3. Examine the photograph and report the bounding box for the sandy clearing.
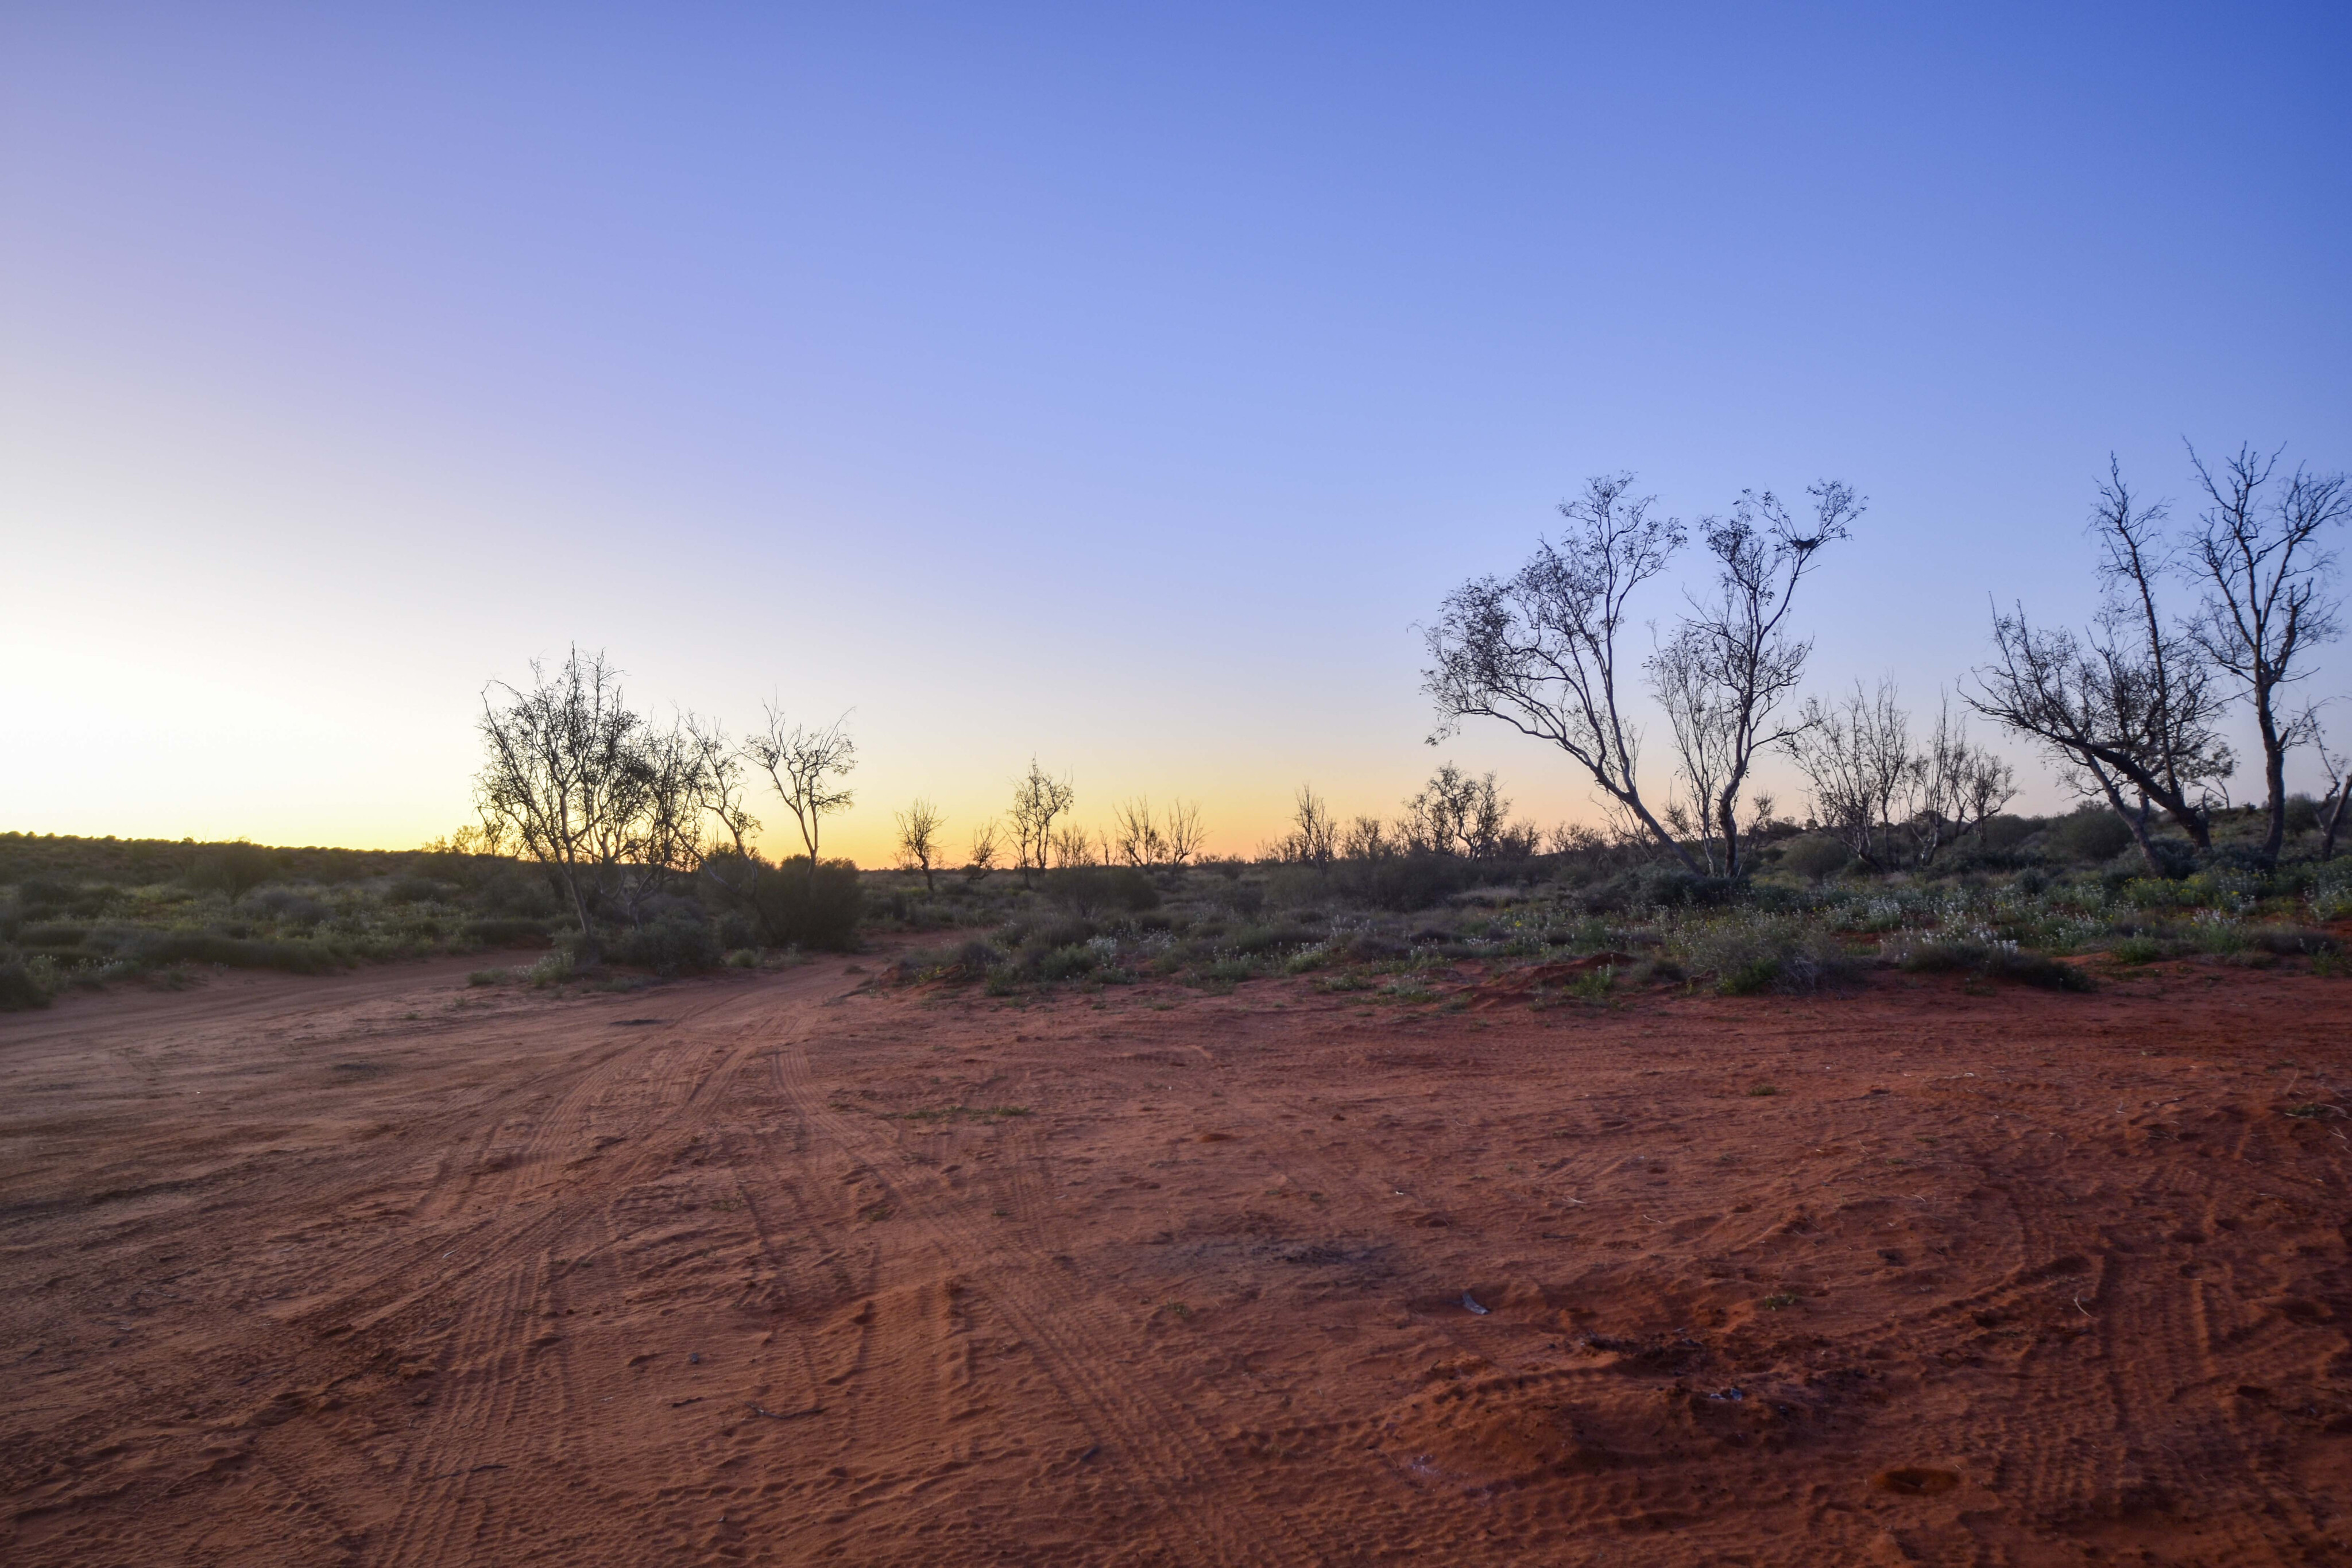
[3,955,2349,1565]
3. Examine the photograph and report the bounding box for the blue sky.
[3,3,2346,858]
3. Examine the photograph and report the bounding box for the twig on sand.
[751,1403,825,1420]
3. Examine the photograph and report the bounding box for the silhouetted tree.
[1425,474,1696,870]
[895,799,945,892]
[2184,443,2348,866]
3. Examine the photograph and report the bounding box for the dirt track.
[3,954,2349,1565]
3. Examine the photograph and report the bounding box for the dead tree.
[1112,797,1169,867]
[1651,483,1858,877]
[1007,760,1075,887]
[1908,696,2018,864]
[2307,711,2349,861]
[2185,444,2349,866]
[965,820,1001,882]
[1274,786,1339,867]
[1788,682,1914,870]
[1163,800,1206,866]
[895,799,946,892]
[1969,463,2235,870]
[1425,473,1696,870]
[745,707,857,887]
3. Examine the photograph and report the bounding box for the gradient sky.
[4,3,2348,865]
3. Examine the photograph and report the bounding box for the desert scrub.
[1880,932,2092,991]
[1669,912,1862,996]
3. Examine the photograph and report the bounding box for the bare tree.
[2185,444,2349,866]
[1163,800,1206,866]
[1969,464,2235,870]
[474,648,645,956]
[745,707,857,887]
[2307,710,2349,862]
[1907,696,2017,864]
[1111,797,1169,867]
[1273,786,1339,867]
[965,820,1002,882]
[1007,760,1076,887]
[1050,823,1099,868]
[1340,815,1394,861]
[1649,483,1858,877]
[895,799,946,892]
[1425,474,1696,869]
[1788,681,1916,870]
[1402,763,1515,857]
[1789,684,2013,870]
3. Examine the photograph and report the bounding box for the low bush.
[1777,835,1852,882]
[1675,915,1860,995]
[748,860,864,951]
[1043,866,1160,916]
[2045,809,2134,864]
[0,958,52,1011]
[128,931,347,974]
[610,912,722,977]
[466,916,554,948]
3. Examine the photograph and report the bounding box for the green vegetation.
[872,796,2349,1005]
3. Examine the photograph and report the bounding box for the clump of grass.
[1885,934,2093,992]
[1759,1291,1800,1311]
[1747,1083,1778,1097]
[1673,913,1862,996]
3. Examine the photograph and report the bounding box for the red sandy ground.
[2,951,2349,1566]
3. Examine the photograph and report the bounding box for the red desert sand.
[3,951,2349,1565]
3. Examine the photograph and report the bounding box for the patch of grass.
[1747,1083,1778,1097]
[1759,1291,1800,1311]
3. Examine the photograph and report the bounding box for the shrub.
[2046,810,2133,864]
[749,860,864,951]
[527,950,574,987]
[128,931,346,974]
[0,958,53,1011]
[184,842,278,900]
[386,874,447,905]
[1778,835,1852,882]
[1676,915,1860,995]
[466,916,554,948]
[610,913,722,977]
[1886,935,2094,991]
[1330,854,1468,912]
[1043,866,1160,916]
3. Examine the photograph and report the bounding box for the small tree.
[965,820,1001,882]
[1402,764,1511,857]
[1648,483,1858,877]
[1340,815,1394,861]
[1425,474,1696,869]
[745,707,857,887]
[895,799,946,892]
[1050,823,1099,867]
[1007,760,1076,888]
[1969,463,2236,871]
[2308,714,2349,862]
[1163,800,1206,866]
[475,648,644,956]
[1274,786,1339,867]
[2184,444,2349,866]
[1111,797,1169,866]
[1789,683,2016,871]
